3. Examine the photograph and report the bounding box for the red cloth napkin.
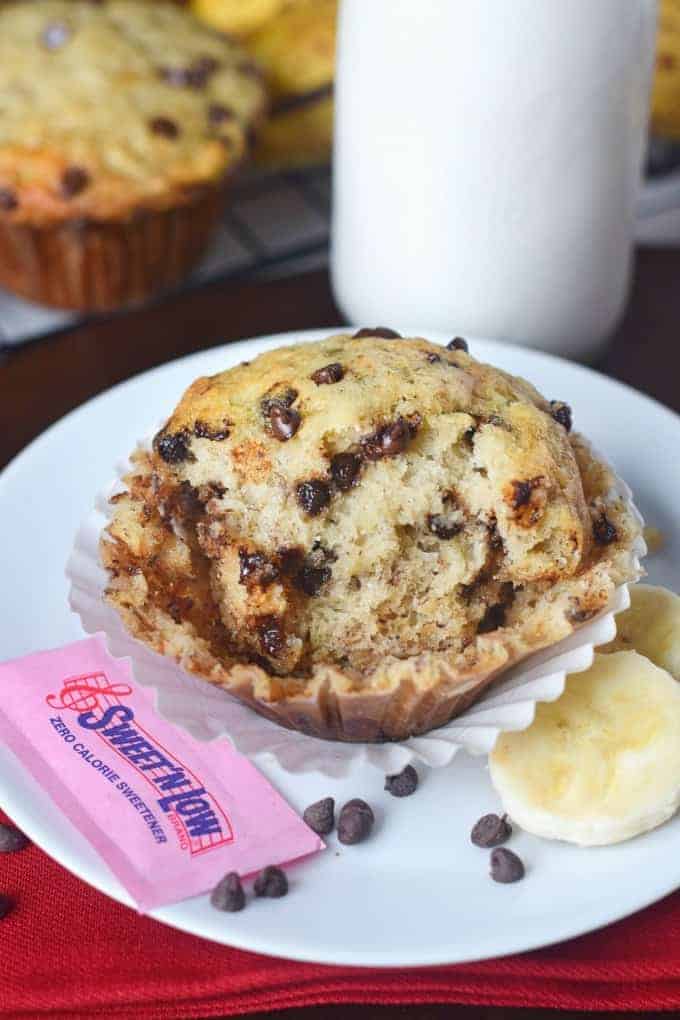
[1,808,679,1020]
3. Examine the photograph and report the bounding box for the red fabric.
[1,808,679,1020]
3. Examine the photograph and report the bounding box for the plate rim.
[1,325,680,968]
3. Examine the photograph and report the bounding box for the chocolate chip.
[0,895,14,920]
[159,63,209,89]
[593,512,618,545]
[303,797,335,835]
[260,387,298,418]
[338,799,374,844]
[254,865,288,898]
[0,187,18,211]
[330,451,362,491]
[361,416,420,460]
[277,546,306,578]
[311,362,344,385]
[384,764,418,797]
[426,514,461,540]
[194,419,229,441]
[257,616,285,657]
[296,564,331,596]
[41,20,71,49]
[490,847,525,883]
[425,352,442,364]
[509,477,542,510]
[296,479,331,516]
[166,595,194,624]
[194,55,220,75]
[477,603,506,634]
[0,824,29,853]
[550,400,572,432]
[446,337,469,352]
[352,326,401,339]
[269,404,301,441]
[511,480,533,508]
[239,549,279,588]
[206,481,226,499]
[208,102,236,125]
[471,813,512,848]
[210,872,245,912]
[149,116,180,138]
[60,166,90,198]
[153,428,192,464]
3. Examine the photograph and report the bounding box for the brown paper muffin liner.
[0,187,226,312]
[67,414,644,772]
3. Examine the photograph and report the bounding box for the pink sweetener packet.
[0,634,323,911]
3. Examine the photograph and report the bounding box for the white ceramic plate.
[1,329,679,968]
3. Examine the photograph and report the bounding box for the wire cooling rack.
[0,166,331,352]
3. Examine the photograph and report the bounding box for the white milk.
[331,0,657,359]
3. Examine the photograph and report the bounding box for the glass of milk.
[331,0,657,360]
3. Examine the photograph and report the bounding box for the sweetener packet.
[0,634,323,911]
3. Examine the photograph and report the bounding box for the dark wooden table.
[1,249,678,1019]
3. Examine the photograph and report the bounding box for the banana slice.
[489,651,680,846]
[602,584,680,680]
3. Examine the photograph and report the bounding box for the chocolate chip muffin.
[246,0,336,169]
[101,332,642,742]
[0,1,266,309]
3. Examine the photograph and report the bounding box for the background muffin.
[101,333,641,742]
[652,0,680,139]
[0,0,266,309]
[192,0,336,169]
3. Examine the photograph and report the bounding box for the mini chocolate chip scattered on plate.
[470,813,512,848]
[338,799,374,844]
[384,765,419,797]
[0,824,29,854]
[0,895,14,920]
[303,797,335,835]
[254,865,288,898]
[490,847,525,883]
[211,872,246,912]
[447,337,469,352]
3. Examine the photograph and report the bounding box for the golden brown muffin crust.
[0,0,267,224]
[102,333,641,725]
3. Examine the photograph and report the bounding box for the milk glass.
[331,0,657,359]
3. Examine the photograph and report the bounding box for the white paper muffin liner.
[66,428,645,778]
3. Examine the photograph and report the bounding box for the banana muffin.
[246,0,336,169]
[101,332,642,741]
[0,1,266,309]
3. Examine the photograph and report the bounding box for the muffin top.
[103,332,640,689]
[0,1,267,224]
[247,0,336,105]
